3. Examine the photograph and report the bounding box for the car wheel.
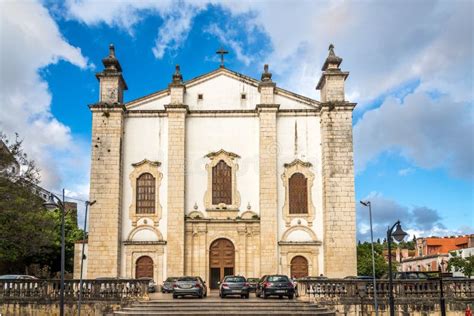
[262,290,267,299]
[199,294,203,299]
[288,294,294,300]
[279,295,283,299]
[172,294,178,299]
[204,291,207,297]
[245,294,250,299]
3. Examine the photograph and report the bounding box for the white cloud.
[152,5,201,59]
[356,192,468,241]
[398,168,414,176]
[0,0,90,191]
[354,91,473,179]
[203,23,253,66]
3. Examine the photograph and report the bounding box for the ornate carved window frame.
[281,159,315,226]
[129,159,162,226]
[204,149,241,211]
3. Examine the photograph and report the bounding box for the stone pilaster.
[165,104,187,277]
[86,44,127,278]
[257,104,279,275]
[317,45,356,277]
[87,107,124,278]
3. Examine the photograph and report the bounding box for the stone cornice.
[185,218,260,223]
[320,102,356,112]
[123,240,167,245]
[283,159,313,168]
[278,241,322,246]
[88,102,126,111]
[204,149,240,159]
[164,104,189,113]
[131,159,161,167]
[256,104,280,112]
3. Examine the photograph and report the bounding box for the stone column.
[165,65,187,277]
[257,65,279,275]
[87,44,127,278]
[317,45,357,277]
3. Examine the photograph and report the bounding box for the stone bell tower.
[317,45,357,277]
[87,44,128,278]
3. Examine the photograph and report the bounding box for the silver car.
[173,276,207,299]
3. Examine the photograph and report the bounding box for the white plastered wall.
[276,115,324,273]
[120,116,168,279]
[185,116,259,215]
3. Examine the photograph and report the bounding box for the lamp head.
[43,194,59,210]
[392,223,408,242]
[360,200,370,207]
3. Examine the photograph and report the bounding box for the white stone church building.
[74,44,357,288]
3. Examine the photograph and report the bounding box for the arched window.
[289,173,308,214]
[212,160,232,205]
[136,173,155,214]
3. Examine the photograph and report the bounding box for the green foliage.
[0,132,83,277]
[0,177,57,265]
[357,242,389,278]
[448,251,474,277]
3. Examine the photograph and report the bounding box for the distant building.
[401,235,474,272]
[449,244,474,278]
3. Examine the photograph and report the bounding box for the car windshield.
[178,277,197,282]
[224,276,246,283]
[267,276,289,282]
[0,275,18,279]
[165,277,177,282]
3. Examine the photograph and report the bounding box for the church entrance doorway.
[209,238,235,289]
[135,256,154,279]
[290,256,308,279]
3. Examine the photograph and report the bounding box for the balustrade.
[0,279,149,302]
[296,278,473,304]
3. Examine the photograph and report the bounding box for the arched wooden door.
[135,256,154,279]
[209,238,235,289]
[290,256,308,279]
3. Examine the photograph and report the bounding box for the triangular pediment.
[126,67,319,111]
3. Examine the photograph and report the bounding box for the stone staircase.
[113,297,334,315]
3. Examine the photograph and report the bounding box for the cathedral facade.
[74,44,357,288]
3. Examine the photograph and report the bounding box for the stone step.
[115,312,333,315]
[121,307,327,312]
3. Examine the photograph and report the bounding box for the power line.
[50,191,89,203]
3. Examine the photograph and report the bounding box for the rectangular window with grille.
[212,160,232,205]
[136,173,155,214]
[289,173,308,214]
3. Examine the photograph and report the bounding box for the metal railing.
[0,279,149,302]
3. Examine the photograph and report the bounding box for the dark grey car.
[256,275,295,299]
[162,277,178,293]
[219,275,250,298]
[173,276,207,299]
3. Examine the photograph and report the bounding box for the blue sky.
[1,0,472,240]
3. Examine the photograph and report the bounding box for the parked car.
[0,275,38,280]
[173,276,207,299]
[381,272,433,280]
[219,275,250,298]
[162,277,178,293]
[137,277,157,293]
[256,275,295,299]
[246,277,259,292]
[344,276,373,280]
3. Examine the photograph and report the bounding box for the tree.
[0,133,83,276]
[0,133,56,274]
[357,242,389,278]
[448,251,474,278]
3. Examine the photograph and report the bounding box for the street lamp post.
[78,200,95,316]
[360,200,379,316]
[43,189,66,316]
[387,220,408,316]
[439,261,447,316]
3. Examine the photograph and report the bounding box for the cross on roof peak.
[216,47,229,68]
